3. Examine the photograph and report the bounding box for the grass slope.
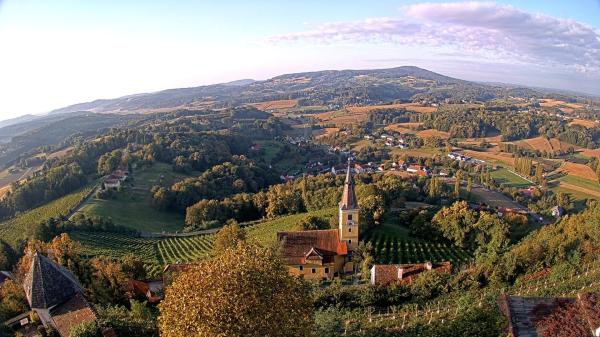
[0,186,93,248]
[78,163,191,232]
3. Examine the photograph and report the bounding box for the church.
[277,161,359,280]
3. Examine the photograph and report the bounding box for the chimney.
[397,267,404,280]
[424,261,433,270]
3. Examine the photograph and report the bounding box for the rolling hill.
[48,66,544,115]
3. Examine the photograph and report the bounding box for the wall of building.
[339,209,359,250]
[288,263,336,280]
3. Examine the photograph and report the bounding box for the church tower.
[339,160,359,251]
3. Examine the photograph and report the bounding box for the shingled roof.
[339,161,358,210]
[50,293,97,337]
[24,253,83,309]
[371,261,452,285]
[277,229,348,265]
[498,293,600,337]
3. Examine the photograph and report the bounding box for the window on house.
[299,266,303,271]
[324,267,329,274]
[311,268,316,274]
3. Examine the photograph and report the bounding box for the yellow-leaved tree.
[159,242,314,337]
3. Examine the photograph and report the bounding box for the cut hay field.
[384,124,417,134]
[579,148,600,158]
[346,103,436,114]
[416,129,450,139]
[558,162,598,181]
[512,137,574,152]
[539,99,583,110]
[569,119,598,128]
[462,150,514,166]
[250,99,298,110]
[315,109,367,125]
[315,127,340,139]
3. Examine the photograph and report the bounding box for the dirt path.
[558,182,600,198]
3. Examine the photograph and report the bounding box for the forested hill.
[49,66,544,115]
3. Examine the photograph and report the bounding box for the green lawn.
[246,207,337,247]
[78,163,193,232]
[556,175,600,193]
[490,167,532,188]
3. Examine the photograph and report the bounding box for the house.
[370,261,451,286]
[23,253,113,337]
[277,161,359,280]
[163,263,197,286]
[498,292,600,337]
[406,164,429,176]
[354,163,365,174]
[519,186,537,198]
[551,205,565,218]
[131,280,163,303]
[112,169,129,181]
[104,177,121,189]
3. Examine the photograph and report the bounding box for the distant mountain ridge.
[49,66,547,115]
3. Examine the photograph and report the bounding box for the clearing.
[77,163,192,233]
[512,137,575,152]
[251,99,298,110]
[416,129,450,139]
[346,103,436,114]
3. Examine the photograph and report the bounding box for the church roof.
[277,229,348,264]
[23,253,83,309]
[339,161,358,210]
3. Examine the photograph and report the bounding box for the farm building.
[406,164,429,176]
[551,206,565,218]
[370,261,451,286]
[498,292,600,337]
[104,177,121,189]
[277,161,359,280]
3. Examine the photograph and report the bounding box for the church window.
[324,267,329,274]
[299,266,303,271]
[311,268,316,274]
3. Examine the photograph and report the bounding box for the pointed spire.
[340,158,358,210]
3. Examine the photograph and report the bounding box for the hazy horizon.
[0,0,599,121]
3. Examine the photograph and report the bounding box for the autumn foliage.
[159,243,314,337]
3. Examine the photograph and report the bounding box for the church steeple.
[339,159,358,210]
[338,159,359,251]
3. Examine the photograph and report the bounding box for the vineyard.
[72,207,338,276]
[0,186,93,248]
[341,260,600,334]
[363,224,470,265]
[70,231,214,276]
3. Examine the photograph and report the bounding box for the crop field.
[78,163,190,232]
[558,162,598,181]
[384,124,417,134]
[315,127,340,139]
[463,150,514,166]
[70,231,214,276]
[315,109,368,125]
[72,208,337,275]
[0,186,93,248]
[363,223,470,265]
[346,103,436,114]
[416,129,450,139]
[539,99,583,110]
[569,118,598,128]
[251,99,298,110]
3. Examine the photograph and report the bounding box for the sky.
[0,0,599,120]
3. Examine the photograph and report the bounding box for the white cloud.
[268,2,600,76]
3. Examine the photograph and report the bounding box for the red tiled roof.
[372,262,451,285]
[277,229,347,265]
[50,293,97,337]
